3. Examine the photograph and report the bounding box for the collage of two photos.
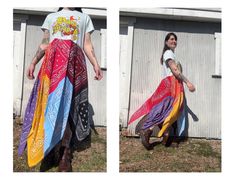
[13,7,221,172]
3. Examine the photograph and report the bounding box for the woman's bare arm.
[31,30,50,65]
[83,33,103,80]
[27,30,49,80]
[167,59,195,92]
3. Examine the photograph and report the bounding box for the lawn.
[13,118,106,172]
[120,133,221,172]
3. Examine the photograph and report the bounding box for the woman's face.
[166,35,177,50]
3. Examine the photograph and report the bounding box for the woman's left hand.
[187,82,196,92]
[93,64,103,80]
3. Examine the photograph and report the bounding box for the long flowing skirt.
[18,39,89,167]
[128,75,184,138]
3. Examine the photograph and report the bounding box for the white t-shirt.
[41,9,94,48]
[163,49,176,77]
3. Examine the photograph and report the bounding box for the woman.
[128,32,195,150]
[18,7,103,171]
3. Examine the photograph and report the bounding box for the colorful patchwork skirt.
[128,75,185,137]
[18,39,89,167]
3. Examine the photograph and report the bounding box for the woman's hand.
[27,63,36,80]
[84,33,103,81]
[187,82,195,92]
[93,64,103,80]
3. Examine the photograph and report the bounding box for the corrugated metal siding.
[127,17,221,138]
[20,14,106,126]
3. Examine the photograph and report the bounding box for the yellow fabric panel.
[157,92,183,137]
[27,75,50,167]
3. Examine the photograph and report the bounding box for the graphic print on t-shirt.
[52,16,80,41]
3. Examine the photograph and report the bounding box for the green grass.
[196,142,219,157]
[120,136,221,172]
[13,120,106,172]
[78,150,106,172]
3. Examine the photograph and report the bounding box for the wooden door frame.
[13,14,28,116]
[119,17,136,127]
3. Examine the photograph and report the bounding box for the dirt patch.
[13,118,106,172]
[120,134,221,172]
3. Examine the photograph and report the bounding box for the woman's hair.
[160,32,177,65]
[58,7,82,12]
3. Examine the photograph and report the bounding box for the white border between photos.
[0,0,235,176]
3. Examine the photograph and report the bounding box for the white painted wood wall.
[13,15,28,116]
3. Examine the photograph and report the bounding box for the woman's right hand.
[187,82,195,92]
[93,64,103,80]
[27,63,36,80]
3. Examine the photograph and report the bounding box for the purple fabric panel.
[18,78,40,155]
[142,96,174,130]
